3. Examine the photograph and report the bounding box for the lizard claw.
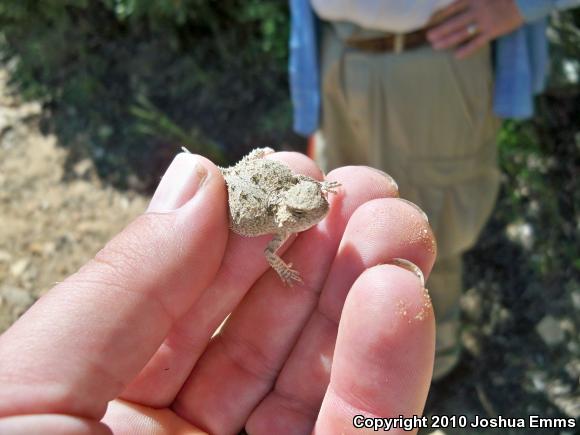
[279,266,304,287]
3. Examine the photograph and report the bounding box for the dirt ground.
[0,70,147,331]
[0,68,578,434]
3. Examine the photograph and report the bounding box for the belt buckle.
[394,33,405,54]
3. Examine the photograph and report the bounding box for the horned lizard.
[218,147,339,285]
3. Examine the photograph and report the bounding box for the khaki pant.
[315,23,501,357]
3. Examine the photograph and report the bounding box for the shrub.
[0,0,290,186]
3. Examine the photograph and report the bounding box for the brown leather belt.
[345,28,430,53]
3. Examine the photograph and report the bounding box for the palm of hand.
[0,152,435,435]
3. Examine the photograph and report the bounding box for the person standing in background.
[289,0,580,380]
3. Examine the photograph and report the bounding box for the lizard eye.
[291,209,305,217]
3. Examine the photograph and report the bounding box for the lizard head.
[277,180,330,232]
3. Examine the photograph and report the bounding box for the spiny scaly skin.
[219,147,339,285]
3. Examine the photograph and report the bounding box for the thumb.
[0,153,229,420]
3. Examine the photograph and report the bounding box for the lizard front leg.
[320,180,341,194]
[296,175,341,195]
[264,232,303,286]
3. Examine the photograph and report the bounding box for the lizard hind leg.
[264,233,303,286]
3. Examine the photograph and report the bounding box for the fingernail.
[391,258,425,288]
[147,153,208,212]
[398,198,429,223]
[370,168,399,192]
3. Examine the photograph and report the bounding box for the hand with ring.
[427,0,525,59]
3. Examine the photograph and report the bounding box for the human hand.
[428,0,524,59]
[0,151,436,434]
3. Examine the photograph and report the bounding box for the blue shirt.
[290,0,580,136]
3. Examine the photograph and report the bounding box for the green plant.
[0,0,290,186]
